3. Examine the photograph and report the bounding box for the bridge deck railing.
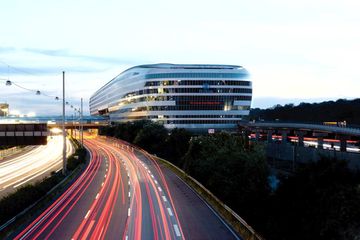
[241,122,360,137]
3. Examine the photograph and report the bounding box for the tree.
[133,122,168,154]
[113,120,151,143]
[163,128,192,167]
[182,132,270,227]
[249,98,360,124]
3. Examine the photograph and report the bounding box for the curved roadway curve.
[14,136,240,240]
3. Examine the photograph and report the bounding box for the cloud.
[0,47,16,53]
[24,47,142,65]
[0,64,106,76]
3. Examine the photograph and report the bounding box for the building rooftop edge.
[135,63,243,69]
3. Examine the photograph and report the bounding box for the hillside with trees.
[250,98,360,125]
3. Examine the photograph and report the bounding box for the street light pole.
[74,110,77,139]
[81,98,84,147]
[62,71,67,175]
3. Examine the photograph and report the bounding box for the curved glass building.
[90,64,252,131]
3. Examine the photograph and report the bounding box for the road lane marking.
[82,220,95,239]
[173,224,181,237]
[147,170,151,174]
[104,174,107,178]
[128,181,130,185]
[151,174,154,179]
[128,192,131,198]
[84,210,91,219]
[154,180,158,185]
[101,182,104,186]
[162,196,167,202]
[158,187,162,192]
[95,193,100,199]
[128,208,131,216]
[167,208,173,216]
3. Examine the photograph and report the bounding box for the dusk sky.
[0,0,359,115]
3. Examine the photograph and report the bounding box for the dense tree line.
[99,120,192,167]
[250,98,360,125]
[100,121,360,239]
[182,132,270,228]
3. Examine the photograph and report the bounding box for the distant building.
[90,63,252,131]
[0,103,9,117]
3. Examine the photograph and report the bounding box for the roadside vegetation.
[0,146,13,150]
[0,138,87,227]
[100,120,360,240]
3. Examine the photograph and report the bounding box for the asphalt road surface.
[14,136,240,240]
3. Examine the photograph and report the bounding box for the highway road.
[14,136,240,240]
[0,136,73,197]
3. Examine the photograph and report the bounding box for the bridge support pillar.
[255,130,261,142]
[339,135,348,152]
[295,131,305,147]
[281,130,289,146]
[317,137,324,149]
[267,130,274,143]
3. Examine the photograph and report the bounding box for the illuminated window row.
[117,117,241,124]
[130,105,248,111]
[145,72,247,79]
[123,88,252,98]
[144,80,250,86]
[119,95,252,105]
[161,120,239,124]
[131,115,244,119]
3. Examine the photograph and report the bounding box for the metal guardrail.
[150,154,262,240]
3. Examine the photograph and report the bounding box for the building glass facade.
[89,64,252,131]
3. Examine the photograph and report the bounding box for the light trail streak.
[15,136,187,240]
[0,136,73,193]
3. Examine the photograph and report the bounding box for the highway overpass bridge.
[0,118,108,146]
[0,123,48,145]
[238,121,360,170]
